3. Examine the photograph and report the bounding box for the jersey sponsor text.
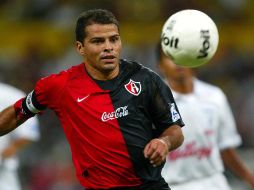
[101,106,129,122]
[168,141,212,161]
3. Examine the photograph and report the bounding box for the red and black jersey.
[23,60,184,189]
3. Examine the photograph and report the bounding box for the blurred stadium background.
[0,0,253,189]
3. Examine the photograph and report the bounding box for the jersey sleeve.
[33,71,68,110]
[148,72,184,135]
[19,71,68,117]
[216,89,242,150]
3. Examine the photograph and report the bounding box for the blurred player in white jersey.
[156,46,254,190]
[0,82,40,190]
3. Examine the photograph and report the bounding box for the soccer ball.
[161,9,219,67]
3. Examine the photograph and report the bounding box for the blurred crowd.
[0,0,253,189]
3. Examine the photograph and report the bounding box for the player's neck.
[84,63,119,81]
[168,78,194,94]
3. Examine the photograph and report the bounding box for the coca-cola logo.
[101,106,128,122]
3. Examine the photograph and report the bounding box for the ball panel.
[161,9,219,67]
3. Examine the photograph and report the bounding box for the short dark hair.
[75,9,119,43]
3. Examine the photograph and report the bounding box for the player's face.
[159,54,193,82]
[77,23,122,80]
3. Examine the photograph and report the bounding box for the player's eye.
[91,38,104,44]
[110,36,120,43]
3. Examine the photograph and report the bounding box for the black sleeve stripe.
[22,98,35,116]
[22,91,46,114]
[32,90,46,110]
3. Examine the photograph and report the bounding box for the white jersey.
[162,78,242,189]
[0,82,40,190]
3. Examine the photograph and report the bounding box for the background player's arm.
[1,138,33,159]
[0,105,27,136]
[144,124,184,166]
[221,148,254,188]
[216,90,254,188]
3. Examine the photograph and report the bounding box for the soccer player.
[0,82,40,190]
[157,45,254,190]
[0,9,184,189]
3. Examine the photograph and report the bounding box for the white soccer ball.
[161,9,219,67]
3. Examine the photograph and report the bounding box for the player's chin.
[100,59,118,70]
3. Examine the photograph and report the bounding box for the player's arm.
[144,124,184,167]
[221,148,254,188]
[0,92,44,136]
[0,73,61,137]
[216,90,254,188]
[143,71,185,166]
[0,105,27,136]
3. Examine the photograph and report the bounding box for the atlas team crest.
[124,79,141,96]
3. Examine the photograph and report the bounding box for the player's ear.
[76,41,85,55]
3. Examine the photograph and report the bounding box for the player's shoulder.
[120,59,142,72]
[42,65,73,80]
[195,78,226,101]
[121,59,160,78]
[38,63,83,86]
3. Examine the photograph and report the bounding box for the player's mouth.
[101,55,116,63]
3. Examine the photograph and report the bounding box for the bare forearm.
[221,148,254,188]
[143,124,184,166]
[0,106,24,136]
[159,124,184,151]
